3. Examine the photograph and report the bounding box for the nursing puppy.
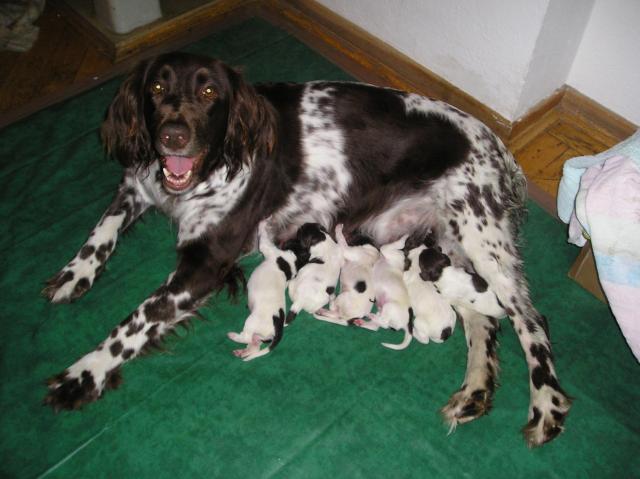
[404,244,458,344]
[314,224,379,326]
[355,235,414,350]
[227,221,297,361]
[286,223,343,324]
[419,247,505,318]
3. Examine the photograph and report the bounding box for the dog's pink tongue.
[165,156,194,175]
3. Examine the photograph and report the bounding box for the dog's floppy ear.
[101,60,154,168]
[222,64,277,177]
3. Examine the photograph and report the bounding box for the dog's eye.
[151,82,164,95]
[201,86,217,100]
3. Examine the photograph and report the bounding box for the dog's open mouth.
[161,153,204,192]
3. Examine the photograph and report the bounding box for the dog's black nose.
[158,122,190,150]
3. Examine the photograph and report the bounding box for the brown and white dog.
[42,52,570,446]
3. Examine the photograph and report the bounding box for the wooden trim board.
[53,0,258,62]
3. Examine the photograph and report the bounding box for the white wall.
[317,0,548,120]
[316,0,638,126]
[515,0,593,119]
[568,0,640,126]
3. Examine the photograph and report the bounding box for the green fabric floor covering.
[1,18,638,479]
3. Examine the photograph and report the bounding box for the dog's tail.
[381,308,414,351]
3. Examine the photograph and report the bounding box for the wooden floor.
[0,3,625,207]
[509,110,619,200]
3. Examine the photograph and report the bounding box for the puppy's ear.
[222,64,277,177]
[101,60,153,168]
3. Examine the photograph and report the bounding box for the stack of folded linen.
[558,130,640,361]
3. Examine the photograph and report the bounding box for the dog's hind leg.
[43,171,151,303]
[441,307,499,431]
[448,187,571,446]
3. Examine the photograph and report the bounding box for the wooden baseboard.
[559,86,637,142]
[510,87,567,141]
[53,0,258,62]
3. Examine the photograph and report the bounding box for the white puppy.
[314,224,379,326]
[355,235,414,350]
[419,247,505,318]
[286,223,343,324]
[404,244,457,344]
[227,221,298,361]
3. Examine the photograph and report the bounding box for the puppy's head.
[281,237,309,271]
[296,223,328,250]
[418,247,451,282]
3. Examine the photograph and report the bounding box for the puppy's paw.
[522,388,571,447]
[441,387,493,432]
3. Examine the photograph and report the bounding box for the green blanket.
[1,18,638,479]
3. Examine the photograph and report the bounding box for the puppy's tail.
[382,329,413,350]
[381,308,414,351]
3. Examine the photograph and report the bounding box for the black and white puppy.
[403,244,457,344]
[227,221,297,361]
[419,247,505,318]
[355,236,414,350]
[286,223,343,324]
[314,224,378,326]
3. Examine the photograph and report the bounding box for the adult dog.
[42,52,570,446]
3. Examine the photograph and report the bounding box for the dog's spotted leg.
[466,248,571,446]
[44,240,223,410]
[43,174,150,303]
[452,197,571,447]
[441,307,499,431]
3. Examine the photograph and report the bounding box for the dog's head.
[101,52,276,194]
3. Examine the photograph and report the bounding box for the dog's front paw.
[43,368,121,412]
[42,262,97,303]
[522,389,572,447]
[441,387,493,432]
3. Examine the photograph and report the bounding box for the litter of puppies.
[228,221,506,360]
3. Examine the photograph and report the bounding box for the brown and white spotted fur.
[42,52,570,447]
